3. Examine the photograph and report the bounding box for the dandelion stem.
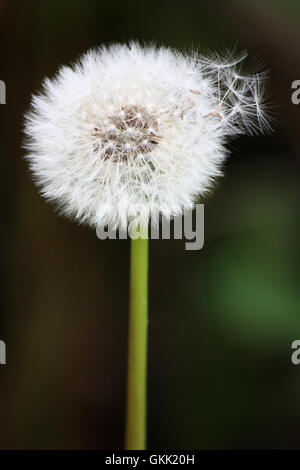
[125,228,148,450]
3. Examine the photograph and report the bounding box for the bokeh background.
[1,0,300,450]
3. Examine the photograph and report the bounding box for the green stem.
[125,229,148,450]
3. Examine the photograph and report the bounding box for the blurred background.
[0,0,300,450]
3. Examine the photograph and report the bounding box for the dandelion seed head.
[24,42,270,229]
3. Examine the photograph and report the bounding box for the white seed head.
[24,43,270,229]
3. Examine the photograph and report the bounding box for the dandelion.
[24,42,269,450]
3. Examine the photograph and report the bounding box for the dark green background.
[0,0,300,449]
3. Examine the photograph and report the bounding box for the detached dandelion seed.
[24,42,270,450]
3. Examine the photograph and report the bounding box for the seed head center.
[93,105,161,161]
